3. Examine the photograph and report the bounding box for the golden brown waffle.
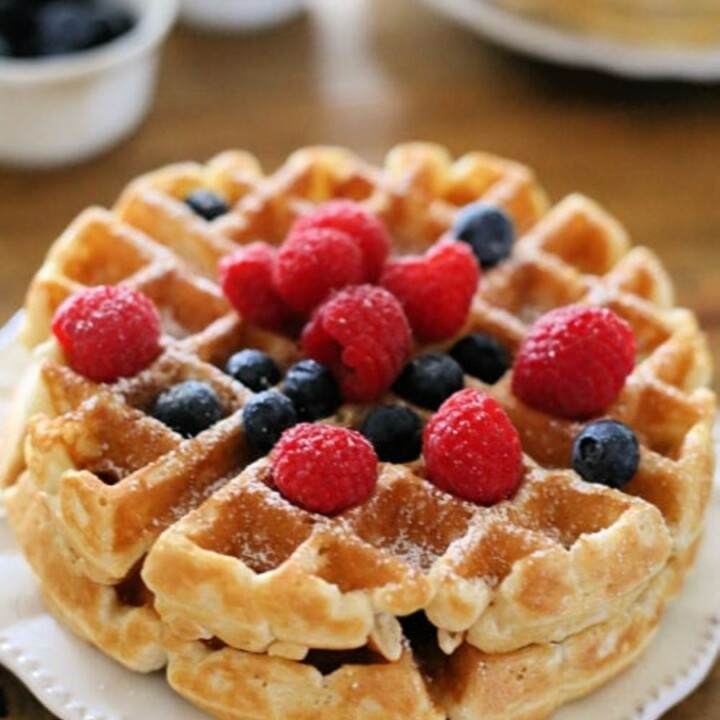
[2,472,692,720]
[0,144,715,720]
[492,0,720,47]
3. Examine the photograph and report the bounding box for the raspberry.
[380,240,480,342]
[219,242,299,333]
[274,226,364,315]
[301,285,413,403]
[291,201,391,282]
[512,305,636,419]
[51,285,162,383]
[423,388,523,505]
[272,423,378,514]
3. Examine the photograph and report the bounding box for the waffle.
[492,0,720,47]
[0,144,715,720]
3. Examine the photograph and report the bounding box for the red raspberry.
[51,285,162,383]
[292,201,390,282]
[423,388,523,505]
[301,285,413,403]
[219,242,299,333]
[512,305,636,419]
[272,423,378,514]
[274,226,364,315]
[380,240,480,342]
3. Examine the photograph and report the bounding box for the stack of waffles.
[0,144,715,720]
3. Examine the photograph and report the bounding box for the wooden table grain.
[0,0,718,718]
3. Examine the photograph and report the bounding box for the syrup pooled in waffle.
[1,145,715,720]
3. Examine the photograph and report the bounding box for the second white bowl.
[179,0,304,32]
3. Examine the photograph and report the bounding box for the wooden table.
[0,0,718,717]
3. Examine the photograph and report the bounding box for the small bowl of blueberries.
[0,0,178,168]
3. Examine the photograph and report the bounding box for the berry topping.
[272,424,378,514]
[572,420,640,490]
[274,226,364,315]
[450,333,511,384]
[2,1,135,59]
[393,353,465,410]
[359,405,423,463]
[380,240,480,342]
[302,285,413,403]
[36,1,135,56]
[512,305,636,419]
[219,242,299,333]
[151,381,224,438]
[51,285,162,383]
[451,201,515,269]
[185,189,229,222]
[423,389,523,504]
[283,359,341,421]
[291,201,390,282]
[225,349,281,392]
[242,390,298,453]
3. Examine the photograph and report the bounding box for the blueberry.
[572,420,640,490]
[225,349,281,392]
[283,359,341,421]
[0,1,37,57]
[393,353,465,410]
[185,189,229,222]
[452,202,515,269]
[242,390,297,453]
[34,1,135,56]
[359,405,422,463]
[87,4,134,46]
[36,2,99,55]
[0,33,10,56]
[152,381,224,438]
[450,333,511,384]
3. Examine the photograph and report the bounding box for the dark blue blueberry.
[571,420,640,490]
[1,0,134,58]
[87,3,134,46]
[0,0,38,57]
[359,405,422,463]
[242,390,297,453]
[392,353,464,410]
[225,349,281,392]
[36,1,135,56]
[452,202,515,269]
[185,189,229,222]
[36,3,96,55]
[449,333,511,384]
[0,0,19,37]
[152,381,224,438]
[283,359,341,421]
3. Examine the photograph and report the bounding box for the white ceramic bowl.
[179,0,304,32]
[0,0,178,169]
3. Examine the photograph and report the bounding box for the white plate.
[418,0,720,82]
[0,314,718,720]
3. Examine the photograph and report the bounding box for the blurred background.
[0,0,718,716]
